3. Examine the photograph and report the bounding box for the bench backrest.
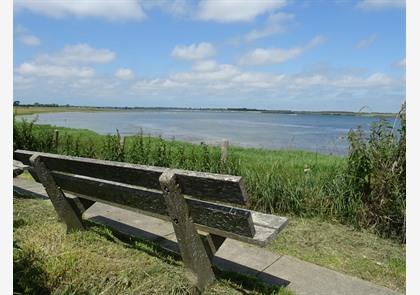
[14,150,256,239]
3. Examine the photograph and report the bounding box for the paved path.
[13,177,402,295]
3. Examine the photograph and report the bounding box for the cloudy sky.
[14,0,405,112]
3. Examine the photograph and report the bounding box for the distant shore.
[13,105,397,117]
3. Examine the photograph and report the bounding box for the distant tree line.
[12,101,397,117]
[13,101,68,107]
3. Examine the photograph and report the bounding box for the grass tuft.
[14,197,293,294]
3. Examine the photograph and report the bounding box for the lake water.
[19,110,392,155]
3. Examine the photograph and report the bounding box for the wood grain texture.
[29,154,85,232]
[49,171,256,237]
[159,169,215,291]
[15,150,288,246]
[14,150,247,204]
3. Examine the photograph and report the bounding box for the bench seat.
[14,149,288,291]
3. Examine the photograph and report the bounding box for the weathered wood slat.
[196,212,288,247]
[14,150,247,204]
[29,155,85,232]
[50,171,255,237]
[81,202,288,247]
[159,169,215,291]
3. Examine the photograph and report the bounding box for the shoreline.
[13,106,397,118]
[15,118,349,157]
[13,119,405,243]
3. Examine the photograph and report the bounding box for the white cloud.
[126,62,403,112]
[306,35,326,47]
[15,44,115,80]
[192,60,218,72]
[14,0,146,21]
[15,24,28,33]
[132,60,400,95]
[238,35,325,66]
[36,44,116,65]
[197,0,287,22]
[357,0,405,10]
[355,34,377,49]
[171,63,241,82]
[395,58,406,67]
[14,55,404,111]
[172,42,216,60]
[288,72,401,93]
[15,24,41,46]
[16,62,95,78]
[19,34,41,46]
[244,12,294,42]
[115,68,135,80]
[142,0,191,17]
[238,48,302,66]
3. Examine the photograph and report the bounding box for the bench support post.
[159,169,216,292]
[29,154,85,232]
[202,234,226,260]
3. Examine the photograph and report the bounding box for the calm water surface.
[20,110,392,155]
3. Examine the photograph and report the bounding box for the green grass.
[13,117,405,241]
[13,193,405,293]
[13,106,119,116]
[13,106,406,292]
[13,196,293,295]
[269,217,405,292]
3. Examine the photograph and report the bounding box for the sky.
[13,0,405,112]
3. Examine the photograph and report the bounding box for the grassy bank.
[14,192,405,292]
[13,108,406,292]
[13,106,119,116]
[270,217,405,291]
[13,109,405,242]
[14,196,293,295]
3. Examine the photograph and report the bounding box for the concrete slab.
[258,255,401,295]
[13,177,402,295]
[13,178,48,199]
[83,203,181,255]
[84,202,175,240]
[213,239,282,277]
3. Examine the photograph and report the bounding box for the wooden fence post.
[53,129,59,151]
[221,139,229,164]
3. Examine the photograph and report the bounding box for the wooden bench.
[14,149,288,292]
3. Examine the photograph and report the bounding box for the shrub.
[344,104,405,241]
[101,130,125,162]
[126,130,145,164]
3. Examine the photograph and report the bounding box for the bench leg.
[201,234,226,261]
[68,195,96,215]
[29,154,85,232]
[159,169,216,292]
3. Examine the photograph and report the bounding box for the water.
[19,110,394,155]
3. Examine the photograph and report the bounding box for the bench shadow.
[85,215,290,294]
[84,217,183,266]
[13,186,49,200]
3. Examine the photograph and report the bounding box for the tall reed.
[13,107,405,242]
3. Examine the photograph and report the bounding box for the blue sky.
[13,0,405,112]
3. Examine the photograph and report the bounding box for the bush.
[344,104,405,241]
[101,130,125,161]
